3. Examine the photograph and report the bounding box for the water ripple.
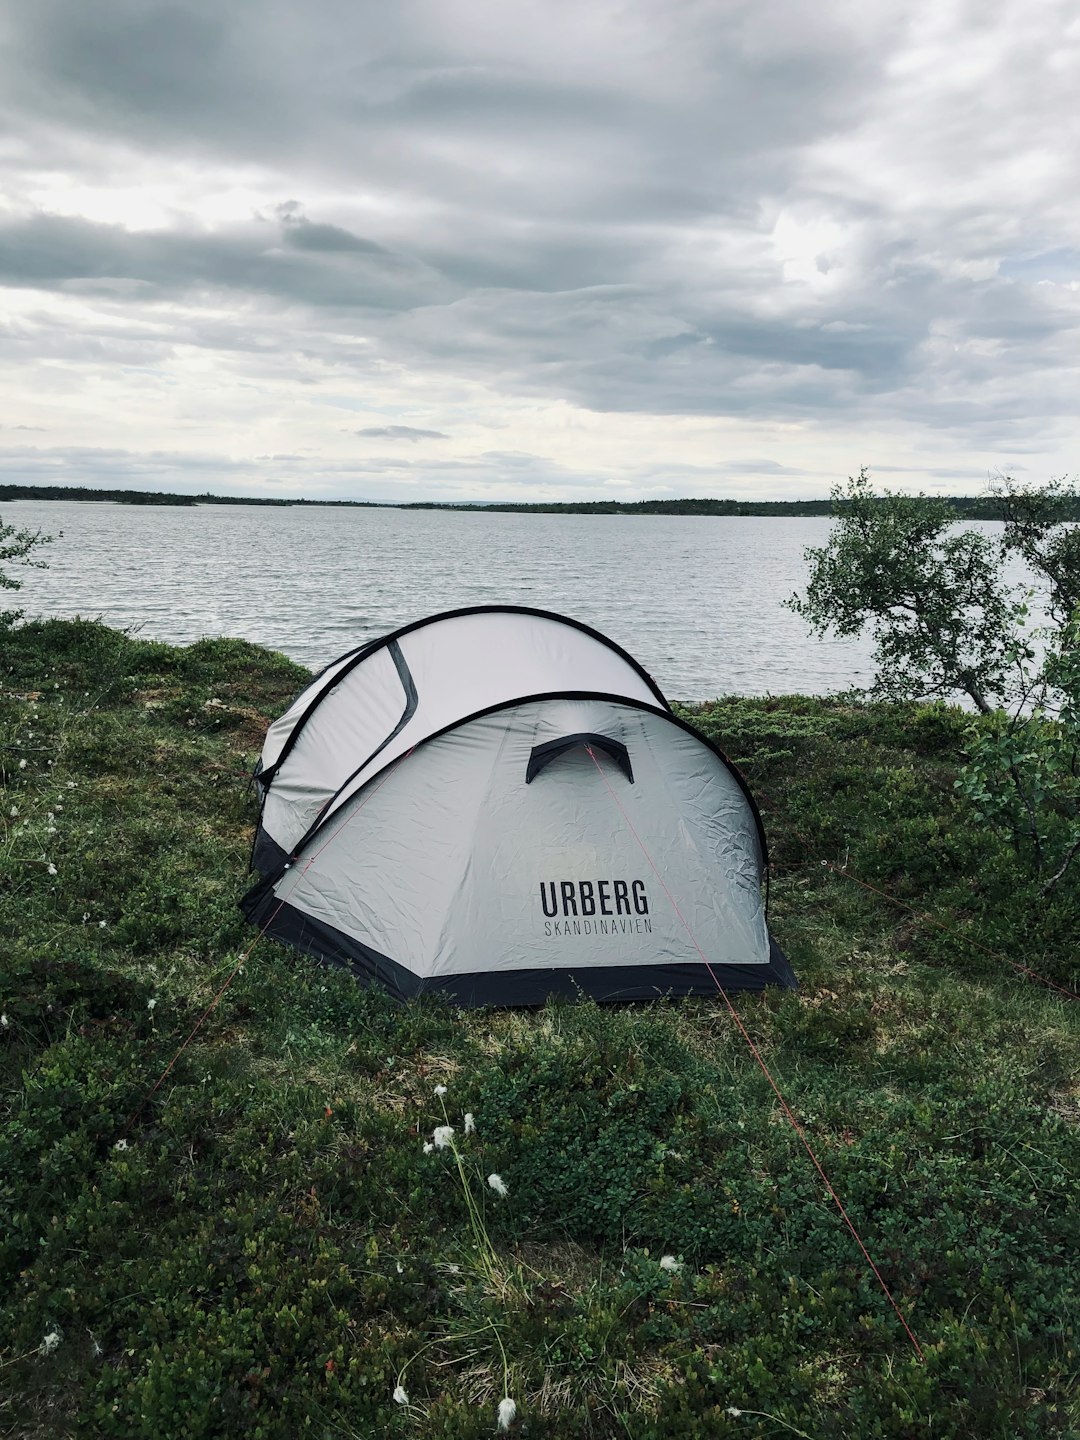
[11,501,886,698]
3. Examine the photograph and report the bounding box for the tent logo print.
[539,879,653,939]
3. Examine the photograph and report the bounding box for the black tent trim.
[250,690,774,902]
[526,732,634,785]
[250,640,417,868]
[240,889,796,1006]
[255,606,671,792]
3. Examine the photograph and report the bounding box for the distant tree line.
[4,483,1077,519]
[0,485,383,509]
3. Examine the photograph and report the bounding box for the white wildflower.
[9,805,17,817]
[487,1173,509,1198]
[434,1084,447,1097]
[41,1329,61,1356]
[18,758,27,769]
[423,1142,434,1154]
[66,780,76,788]
[433,1125,454,1149]
[464,1112,476,1135]
[99,920,106,928]
[497,1396,517,1430]
[726,1407,743,1418]
[659,1254,681,1272]
[147,997,157,1011]
[393,1384,409,1405]
[82,912,89,922]
[113,1139,128,1151]
[1,1014,9,1028]
[47,863,57,876]
[395,1261,403,1274]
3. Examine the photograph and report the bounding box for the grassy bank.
[1,619,1077,1439]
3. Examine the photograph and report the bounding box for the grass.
[1,617,1077,1439]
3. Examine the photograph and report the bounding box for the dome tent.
[242,606,795,1005]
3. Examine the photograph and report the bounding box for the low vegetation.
[1,618,1077,1438]
[790,471,1080,891]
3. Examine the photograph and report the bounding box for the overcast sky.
[1,0,1077,502]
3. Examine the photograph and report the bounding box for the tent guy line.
[584,741,926,1361]
[814,860,1078,1001]
[749,790,1079,1002]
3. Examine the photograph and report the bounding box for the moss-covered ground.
[1,619,1077,1439]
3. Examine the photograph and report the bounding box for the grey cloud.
[354,426,447,440]
[0,212,447,312]
[276,202,387,255]
[711,459,815,476]
[2,0,887,199]
[0,0,1077,485]
[283,223,385,256]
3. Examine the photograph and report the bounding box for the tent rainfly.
[242,606,796,1005]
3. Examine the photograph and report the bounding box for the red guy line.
[815,859,1077,999]
[752,793,1077,1001]
[585,743,926,1361]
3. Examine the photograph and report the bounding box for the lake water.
[7,501,883,699]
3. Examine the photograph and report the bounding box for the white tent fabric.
[244,607,795,1005]
[255,608,665,863]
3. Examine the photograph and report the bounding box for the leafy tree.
[996,473,1080,622]
[788,469,1080,889]
[1,512,54,626]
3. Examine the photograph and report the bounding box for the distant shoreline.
[0,482,1054,520]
